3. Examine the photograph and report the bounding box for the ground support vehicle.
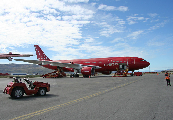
[41,70,66,78]
[113,69,128,77]
[3,78,50,99]
[134,72,143,76]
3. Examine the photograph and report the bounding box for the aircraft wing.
[14,59,43,64]
[0,54,33,57]
[14,59,101,69]
[49,62,101,69]
[0,53,33,61]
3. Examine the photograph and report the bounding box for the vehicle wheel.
[38,88,46,96]
[11,88,24,99]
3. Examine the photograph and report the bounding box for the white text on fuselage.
[107,63,118,66]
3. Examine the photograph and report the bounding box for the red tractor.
[3,78,50,99]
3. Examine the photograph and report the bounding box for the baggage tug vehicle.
[3,78,50,99]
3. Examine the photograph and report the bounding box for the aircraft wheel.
[70,74,74,78]
[83,75,89,78]
[11,88,24,99]
[74,74,79,77]
[38,88,46,96]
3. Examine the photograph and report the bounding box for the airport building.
[11,73,28,76]
[161,69,173,74]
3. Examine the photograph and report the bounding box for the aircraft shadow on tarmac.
[9,94,58,101]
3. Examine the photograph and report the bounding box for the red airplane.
[0,52,33,61]
[15,45,150,77]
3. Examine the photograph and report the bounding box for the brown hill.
[0,64,53,75]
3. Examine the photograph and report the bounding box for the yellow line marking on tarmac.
[10,79,140,120]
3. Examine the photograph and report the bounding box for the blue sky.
[0,0,173,72]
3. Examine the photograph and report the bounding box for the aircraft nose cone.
[147,62,150,66]
[144,61,150,68]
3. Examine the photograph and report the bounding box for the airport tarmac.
[0,74,173,120]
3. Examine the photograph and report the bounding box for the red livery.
[15,45,150,78]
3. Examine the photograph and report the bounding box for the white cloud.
[147,37,165,47]
[0,0,94,54]
[60,4,95,15]
[117,6,128,12]
[85,37,95,43]
[98,4,116,11]
[93,15,125,37]
[148,42,164,47]
[148,20,168,31]
[62,0,89,3]
[77,42,147,59]
[127,15,146,25]
[98,4,128,11]
[99,22,123,37]
[127,30,143,39]
[111,38,124,43]
[148,13,158,18]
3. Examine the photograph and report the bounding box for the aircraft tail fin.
[34,45,50,61]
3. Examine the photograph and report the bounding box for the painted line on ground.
[10,79,142,120]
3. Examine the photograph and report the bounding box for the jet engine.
[81,67,95,76]
[101,71,112,75]
[7,57,12,61]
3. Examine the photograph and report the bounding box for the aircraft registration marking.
[10,79,141,120]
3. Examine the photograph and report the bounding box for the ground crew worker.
[165,71,170,77]
[165,71,168,76]
[165,76,171,86]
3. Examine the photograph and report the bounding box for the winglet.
[34,45,50,61]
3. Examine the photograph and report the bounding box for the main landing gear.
[130,71,134,76]
[70,74,79,78]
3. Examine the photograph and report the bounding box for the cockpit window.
[140,59,146,61]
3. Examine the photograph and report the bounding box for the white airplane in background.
[0,52,33,61]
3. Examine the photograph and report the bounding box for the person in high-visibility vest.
[165,71,170,77]
[165,76,171,86]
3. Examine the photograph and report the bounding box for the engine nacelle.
[81,67,95,76]
[7,57,12,61]
[101,71,112,75]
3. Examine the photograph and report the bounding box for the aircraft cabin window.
[120,61,122,62]
[116,61,119,62]
[92,62,96,63]
[85,62,90,63]
[124,61,126,62]
[113,61,115,62]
